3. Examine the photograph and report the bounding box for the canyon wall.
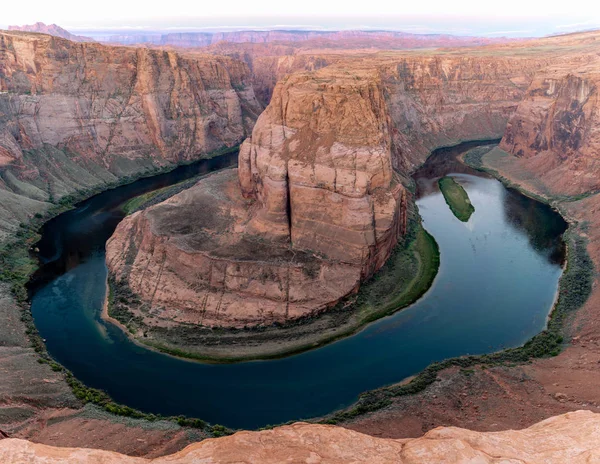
[0,31,262,237]
[500,57,600,195]
[378,55,550,170]
[2,411,600,463]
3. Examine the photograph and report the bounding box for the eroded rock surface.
[500,56,600,195]
[107,68,408,327]
[108,46,550,328]
[2,411,600,463]
[0,30,262,237]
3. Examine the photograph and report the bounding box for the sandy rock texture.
[2,411,600,463]
[0,30,262,237]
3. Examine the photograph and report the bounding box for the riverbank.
[336,144,596,437]
[0,146,241,449]
[104,215,440,363]
[7,139,588,439]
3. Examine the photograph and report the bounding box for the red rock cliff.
[500,57,600,195]
[0,31,263,237]
[106,66,407,327]
[239,67,406,277]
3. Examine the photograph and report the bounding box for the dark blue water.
[29,143,566,429]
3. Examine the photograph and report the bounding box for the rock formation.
[106,47,553,328]
[2,411,600,463]
[0,31,262,237]
[500,56,600,195]
[107,67,408,327]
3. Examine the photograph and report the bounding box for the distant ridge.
[87,29,518,49]
[8,22,94,42]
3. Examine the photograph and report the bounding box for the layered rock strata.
[0,31,262,237]
[107,69,407,327]
[500,57,600,195]
[1,411,600,463]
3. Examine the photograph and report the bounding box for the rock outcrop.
[0,31,262,237]
[500,57,600,195]
[107,67,408,327]
[2,411,600,463]
[107,47,552,328]
[106,169,366,328]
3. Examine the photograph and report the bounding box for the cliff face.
[0,31,262,237]
[239,67,407,276]
[107,68,407,327]
[500,58,600,195]
[2,411,600,463]
[378,55,549,170]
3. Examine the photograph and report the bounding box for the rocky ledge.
[2,411,600,463]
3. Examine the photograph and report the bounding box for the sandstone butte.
[2,411,600,463]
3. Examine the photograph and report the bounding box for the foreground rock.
[2,411,600,463]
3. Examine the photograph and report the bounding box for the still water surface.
[29,143,566,429]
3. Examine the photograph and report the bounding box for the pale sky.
[1,0,599,37]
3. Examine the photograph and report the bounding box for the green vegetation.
[351,224,439,323]
[2,138,594,432]
[438,176,475,221]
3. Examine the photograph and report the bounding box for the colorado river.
[29,142,567,429]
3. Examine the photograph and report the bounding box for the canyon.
[106,49,556,331]
[2,25,600,462]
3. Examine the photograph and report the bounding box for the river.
[28,142,567,429]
